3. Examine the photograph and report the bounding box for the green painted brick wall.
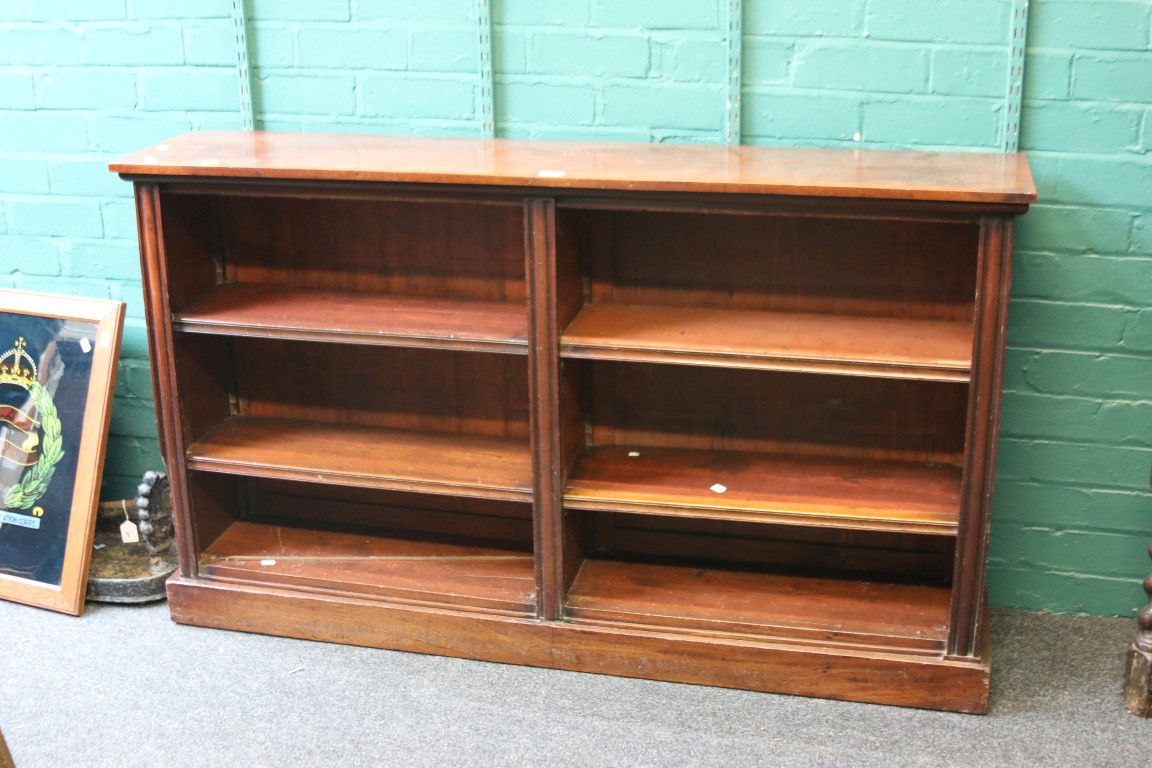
[0,0,1150,617]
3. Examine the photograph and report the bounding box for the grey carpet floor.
[0,600,1148,768]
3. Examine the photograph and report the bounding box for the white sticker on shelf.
[260,559,277,566]
[537,169,566,178]
[710,484,727,494]
[628,451,640,457]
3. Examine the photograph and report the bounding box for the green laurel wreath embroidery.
[4,381,64,510]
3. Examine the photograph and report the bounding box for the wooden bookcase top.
[111,131,1036,205]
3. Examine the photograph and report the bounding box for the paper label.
[120,520,140,544]
[2,511,41,529]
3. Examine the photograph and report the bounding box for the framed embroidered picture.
[0,289,124,614]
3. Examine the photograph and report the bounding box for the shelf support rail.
[476,0,496,138]
[1002,0,1029,152]
[726,0,743,145]
[230,0,255,132]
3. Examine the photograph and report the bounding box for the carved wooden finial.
[1124,546,1152,716]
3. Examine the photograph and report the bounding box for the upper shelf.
[174,283,528,354]
[561,304,972,381]
[110,132,1036,206]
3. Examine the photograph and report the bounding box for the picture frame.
[0,289,125,615]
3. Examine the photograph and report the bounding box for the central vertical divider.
[526,197,563,619]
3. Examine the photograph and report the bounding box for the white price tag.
[120,520,140,544]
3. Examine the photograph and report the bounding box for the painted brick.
[745,0,862,37]
[107,278,146,319]
[862,98,1000,147]
[58,239,141,280]
[1051,157,1152,208]
[531,33,649,77]
[991,481,1152,532]
[114,360,155,401]
[494,0,590,26]
[1007,300,1127,349]
[1014,253,1152,306]
[137,69,238,111]
[10,274,112,300]
[1022,51,1072,100]
[1023,101,1142,154]
[299,28,407,70]
[744,91,858,141]
[986,567,1143,616]
[297,29,405,70]
[0,112,89,152]
[360,76,474,120]
[494,30,528,74]
[1072,55,1152,103]
[1000,392,1152,447]
[1014,350,1149,399]
[248,26,296,68]
[1030,1,1152,52]
[0,27,85,65]
[247,0,349,22]
[595,0,720,30]
[100,199,139,240]
[33,71,137,110]
[411,30,481,73]
[51,159,135,197]
[118,321,151,359]
[793,43,928,94]
[83,27,186,66]
[1144,111,1152,153]
[16,0,126,20]
[6,199,103,238]
[1121,308,1152,353]
[1016,205,1133,254]
[0,236,60,276]
[930,49,1007,98]
[502,125,649,142]
[997,437,1152,490]
[743,39,792,86]
[127,0,229,18]
[87,115,193,153]
[652,39,725,83]
[255,73,356,116]
[989,525,1151,581]
[109,398,161,438]
[866,0,1011,45]
[183,25,236,66]
[497,81,595,125]
[601,84,722,132]
[355,0,472,23]
[1132,214,1152,256]
[103,435,164,480]
[0,160,51,195]
[0,74,36,109]
[191,112,242,131]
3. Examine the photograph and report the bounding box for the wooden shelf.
[567,558,950,653]
[561,304,972,381]
[174,283,528,353]
[201,520,535,614]
[187,415,533,502]
[565,446,961,535]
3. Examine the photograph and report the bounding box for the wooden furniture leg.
[1123,546,1152,717]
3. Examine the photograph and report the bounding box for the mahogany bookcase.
[112,132,1034,712]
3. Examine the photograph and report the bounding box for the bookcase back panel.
[244,478,534,550]
[585,361,967,465]
[233,339,531,440]
[579,210,978,321]
[218,196,527,301]
[588,511,954,582]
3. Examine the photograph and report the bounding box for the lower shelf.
[199,521,536,615]
[566,558,950,654]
